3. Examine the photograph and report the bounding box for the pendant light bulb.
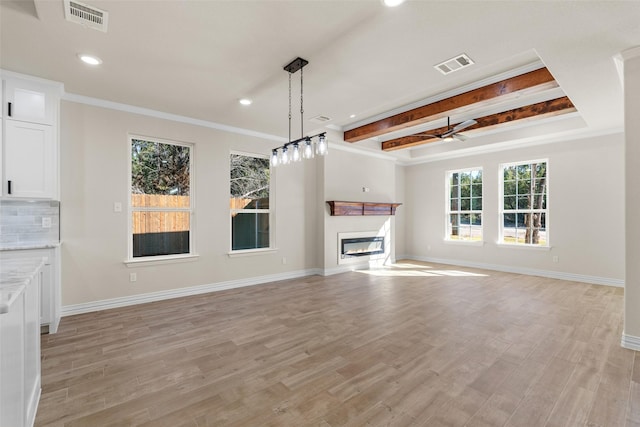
[303,138,314,159]
[271,149,279,167]
[282,146,290,164]
[317,134,328,156]
[292,143,301,162]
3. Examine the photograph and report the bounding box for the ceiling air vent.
[434,53,474,75]
[309,115,331,124]
[64,0,108,32]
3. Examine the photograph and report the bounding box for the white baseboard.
[402,255,624,288]
[61,268,321,317]
[621,333,640,351]
[322,263,370,276]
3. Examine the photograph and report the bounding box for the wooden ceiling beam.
[344,67,558,143]
[381,96,576,151]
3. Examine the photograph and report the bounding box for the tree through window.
[230,153,271,251]
[446,168,483,241]
[501,160,548,245]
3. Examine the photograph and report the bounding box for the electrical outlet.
[42,217,52,228]
[129,273,137,282]
[282,257,287,265]
[553,256,559,263]
[114,202,122,213]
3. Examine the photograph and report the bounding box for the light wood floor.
[36,261,639,427]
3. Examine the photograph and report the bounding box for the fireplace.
[337,231,388,265]
[341,236,384,258]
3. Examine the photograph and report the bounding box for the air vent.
[64,0,108,32]
[309,115,331,123]
[434,53,474,75]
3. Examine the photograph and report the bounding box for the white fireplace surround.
[337,231,389,266]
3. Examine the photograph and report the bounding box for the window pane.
[535,163,547,178]
[517,195,530,210]
[471,213,482,226]
[533,193,546,209]
[471,183,482,197]
[460,185,470,197]
[471,169,482,182]
[503,181,516,195]
[131,140,190,204]
[451,173,459,186]
[472,197,482,210]
[458,225,471,239]
[504,196,516,210]
[132,212,189,257]
[503,213,516,243]
[461,198,471,210]
[450,198,459,211]
[517,179,532,196]
[504,166,516,181]
[460,213,471,225]
[450,185,459,199]
[460,172,471,185]
[517,164,531,178]
[230,154,270,210]
[535,178,546,194]
[232,212,270,250]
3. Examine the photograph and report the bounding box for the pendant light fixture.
[271,57,327,168]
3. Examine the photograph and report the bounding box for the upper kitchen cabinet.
[3,77,58,125]
[1,72,62,199]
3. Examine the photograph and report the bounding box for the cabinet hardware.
[7,102,12,117]
[7,180,12,195]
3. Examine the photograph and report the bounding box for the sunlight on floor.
[355,261,489,277]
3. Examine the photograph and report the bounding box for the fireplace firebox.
[341,236,385,259]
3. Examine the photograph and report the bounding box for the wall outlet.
[129,273,137,282]
[114,202,122,213]
[42,217,52,228]
[282,257,287,265]
[362,187,370,192]
[553,255,559,263]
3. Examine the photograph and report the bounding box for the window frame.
[229,150,274,254]
[445,166,484,243]
[499,158,549,247]
[127,134,196,263]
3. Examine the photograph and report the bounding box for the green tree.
[230,154,270,200]
[131,139,190,195]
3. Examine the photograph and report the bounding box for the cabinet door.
[4,120,55,198]
[4,78,56,125]
[0,290,26,427]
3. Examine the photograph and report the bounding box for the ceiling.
[1,0,639,162]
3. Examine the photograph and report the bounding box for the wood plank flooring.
[35,261,639,426]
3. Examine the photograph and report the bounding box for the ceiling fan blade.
[451,119,478,133]
[453,133,468,142]
[412,133,442,139]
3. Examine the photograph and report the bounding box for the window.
[230,153,271,251]
[500,160,548,246]
[129,137,193,259]
[446,168,483,241]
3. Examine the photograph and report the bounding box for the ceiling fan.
[415,117,478,141]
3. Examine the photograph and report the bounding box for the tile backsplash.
[0,200,60,246]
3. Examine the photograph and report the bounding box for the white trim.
[621,333,640,352]
[342,61,545,132]
[399,125,622,166]
[63,92,286,143]
[124,254,200,267]
[62,268,321,316]
[403,254,624,288]
[329,141,399,162]
[0,69,64,94]
[227,248,278,258]
[495,242,551,251]
[444,239,485,246]
[322,263,370,276]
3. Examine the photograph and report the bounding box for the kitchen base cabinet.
[0,258,42,427]
[0,246,60,333]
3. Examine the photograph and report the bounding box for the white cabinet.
[0,247,61,334]
[1,73,60,199]
[0,258,42,427]
[4,120,55,198]
[4,78,56,125]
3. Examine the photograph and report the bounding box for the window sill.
[444,239,485,246]
[495,242,551,251]
[124,254,200,267]
[228,248,278,258]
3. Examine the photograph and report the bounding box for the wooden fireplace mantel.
[327,201,402,216]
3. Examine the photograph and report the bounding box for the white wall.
[404,133,625,284]
[322,144,401,272]
[60,101,318,307]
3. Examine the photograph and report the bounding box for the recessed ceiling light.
[382,0,405,7]
[350,114,356,118]
[239,98,252,106]
[78,54,102,65]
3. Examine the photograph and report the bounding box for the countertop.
[0,242,61,251]
[0,257,45,313]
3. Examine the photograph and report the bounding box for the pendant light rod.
[283,57,309,74]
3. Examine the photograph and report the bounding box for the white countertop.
[0,242,61,251]
[0,257,45,313]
